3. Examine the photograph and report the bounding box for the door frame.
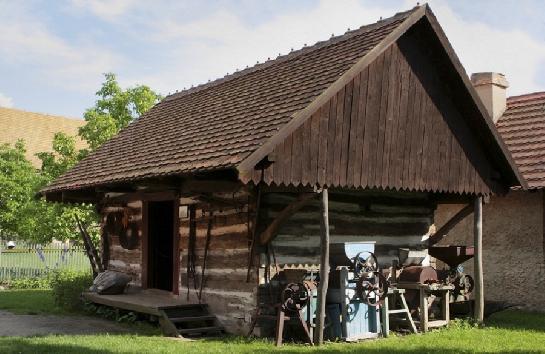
[141,191,180,295]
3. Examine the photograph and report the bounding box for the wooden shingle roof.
[42,7,416,193]
[0,107,85,167]
[42,4,525,197]
[497,92,545,189]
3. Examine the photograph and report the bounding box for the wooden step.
[178,326,223,335]
[170,315,216,323]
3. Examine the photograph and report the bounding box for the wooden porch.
[83,287,185,316]
[82,287,223,337]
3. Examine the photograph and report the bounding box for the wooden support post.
[441,289,450,325]
[314,188,330,345]
[474,196,484,324]
[381,294,390,337]
[419,287,429,333]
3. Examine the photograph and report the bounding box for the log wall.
[178,188,257,334]
[103,200,143,286]
[260,190,435,269]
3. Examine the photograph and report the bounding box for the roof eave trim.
[236,4,427,178]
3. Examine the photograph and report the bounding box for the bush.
[49,269,93,310]
[83,302,138,323]
[7,276,51,289]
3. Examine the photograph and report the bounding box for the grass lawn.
[1,289,544,353]
[0,289,75,315]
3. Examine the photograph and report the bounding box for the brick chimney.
[470,72,509,124]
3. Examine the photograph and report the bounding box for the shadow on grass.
[486,309,545,332]
[0,339,107,354]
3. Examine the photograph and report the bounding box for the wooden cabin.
[41,5,526,340]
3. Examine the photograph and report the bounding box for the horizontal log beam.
[259,193,317,245]
[428,203,474,246]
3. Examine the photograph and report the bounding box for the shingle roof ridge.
[507,91,545,104]
[163,7,419,102]
[0,106,82,122]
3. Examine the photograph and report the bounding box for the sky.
[1,0,545,118]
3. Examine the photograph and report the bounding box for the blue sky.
[1,0,545,118]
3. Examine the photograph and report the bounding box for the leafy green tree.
[79,73,162,151]
[0,73,161,252]
[0,140,96,245]
[0,141,44,239]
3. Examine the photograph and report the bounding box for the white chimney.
[470,72,509,124]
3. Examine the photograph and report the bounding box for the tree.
[0,141,44,240]
[79,73,162,151]
[0,73,161,260]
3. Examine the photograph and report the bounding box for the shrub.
[8,276,51,289]
[49,269,93,310]
[83,302,138,323]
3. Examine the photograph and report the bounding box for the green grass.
[1,290,543,353]
[0,310,543,353]
[0,289,74,315]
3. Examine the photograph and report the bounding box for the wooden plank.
[383,44,401,188]
[407,80,424,190]
[317,103,330,186]
[290,125,303,185]
[333,87,346,186]
[315,188,330,345]
[394,50,410,188]
[375,46,393,187]
[418,93,432,190]
[326,95,338,185]
[346,74,361,187]
[435,97,448,192]
[310,112,319,182]
[237,6,428,174]
[474,196,484,324]
[353,67,369,186]
[401,68,417,187]
[282,134,293,185]
[339,80,354,186]
[301,118,312,186]
[365,51,385,187]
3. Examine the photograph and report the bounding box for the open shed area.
[38,4,529,346]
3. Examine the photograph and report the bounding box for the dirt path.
[0,310,133,336]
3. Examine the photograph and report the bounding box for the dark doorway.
[147,200,175,291]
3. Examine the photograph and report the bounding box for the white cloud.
[128,0,402,94]
[0,2,121,92]
[124,0,545,96]
[0,92,13,108]
[420,0,545,95]
[69,0,136,21]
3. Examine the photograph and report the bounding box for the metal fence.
[0,242,91,281]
